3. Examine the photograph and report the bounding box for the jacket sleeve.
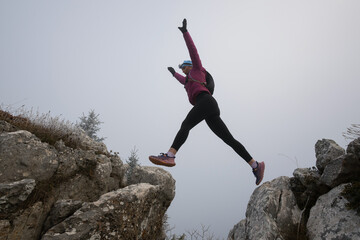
[183,31,202,70]
[174,72,186,85]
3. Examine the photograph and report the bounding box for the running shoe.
[253,161,265,185]
[149,153,176,167]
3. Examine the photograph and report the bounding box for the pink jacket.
[174,31,210,105]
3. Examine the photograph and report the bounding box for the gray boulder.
[229,177,302,240]
[317,138,360,188]
[0,130,59,182]
[0,120,18,133]
[307,183,360,240]
[109,154,126,189]
[229,138,360,240]
[43,199,83,233]
[228,220,246,240]
[126,166,176,201]
[0,220,11,239]
[0,179,36,215]
[67,130,108,155]
[346,137,360,157]
[8,201,50,240]
[55,152,119,202]
[0,120,175,239]
[291,168,329,210]
[320,153,360,188]
[315,139,345,173]
[42,183,172,240]
[293,168,321,189]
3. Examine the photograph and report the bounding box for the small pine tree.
[126,147,140,182]
[78,109,105,142]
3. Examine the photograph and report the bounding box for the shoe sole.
[256,162,265,185]
[149,156,176,167]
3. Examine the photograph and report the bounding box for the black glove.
[178,19,187,33]
[168,67,175,76]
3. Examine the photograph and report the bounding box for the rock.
[67,130,108,155]
[0,118,175,239]
[0,130,59,182]
[0,220,11,239]
[346,137,360,158]
[289,176,308,211]
[94,154,113,189]
[55,153,117,202]
[318,138,360,188]
[47,143,122,202]
[57,174,106,202]
[320,153,360,188]
[43,199,83,233]
[127,166,176,201]
[228,219,246,240]
[293,168,321,189]
[291,168,329,209]
[109,155,125,189]
[54,148,82,180]
[307,183,360,239]
[0,120,18,133]
[8,201,50,240]
[54,139,66,152]
[231,176,302,240]
[315,139,345,173]
[228,138,360,240]
[42,183,173,240]
[0,179,36,215]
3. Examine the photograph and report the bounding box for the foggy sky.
[1,0,360,238]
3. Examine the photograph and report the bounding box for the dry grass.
[343,124,360,141]
[0,106,82,148]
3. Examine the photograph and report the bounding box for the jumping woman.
[149,19,265,185]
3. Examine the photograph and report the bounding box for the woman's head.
[179,60,192,74]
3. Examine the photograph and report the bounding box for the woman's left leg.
[205,115,253,163]
[205,113,265,185]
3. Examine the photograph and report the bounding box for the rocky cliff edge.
[228,137,360,240]
[0,119,175,240]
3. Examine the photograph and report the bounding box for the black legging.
[171,92,253,162]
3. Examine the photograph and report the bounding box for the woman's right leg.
[170,102,207,151]
[149,98,207,167]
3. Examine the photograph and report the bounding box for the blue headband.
[179,60,192,69]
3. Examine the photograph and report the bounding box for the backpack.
[205,71,215,95]
[185,71,215,95]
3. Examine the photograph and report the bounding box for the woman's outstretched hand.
[178,19,187,33]
[168,67,175,76]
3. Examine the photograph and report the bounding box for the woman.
[149,19,265,185]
